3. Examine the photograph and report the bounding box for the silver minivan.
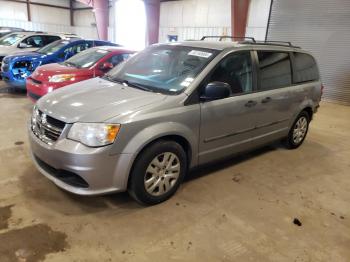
[28,38,322,204]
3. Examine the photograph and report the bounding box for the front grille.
[31,108,65,144]
[34,155,89,188]
[28,91,42,101]
[30,77,42,84]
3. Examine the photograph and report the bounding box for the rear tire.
[128,140,187,205]
[285,111,310,149]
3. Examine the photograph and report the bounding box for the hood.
[37,77,167,123]
[5,51,48,62]
[0,46,39,57]
[32,63,91,81]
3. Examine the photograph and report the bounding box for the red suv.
[26,46,134,102]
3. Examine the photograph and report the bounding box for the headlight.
[49,74,75,83]
[68,123,121,147]
[31,105,39,125]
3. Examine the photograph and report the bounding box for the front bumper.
[28,123,134,195]
[26,77,66,102]
[1,70,26,89]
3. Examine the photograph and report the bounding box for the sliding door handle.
[245,100,257,107]
[261,97,271,103]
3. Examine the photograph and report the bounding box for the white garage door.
[266,0,350,105]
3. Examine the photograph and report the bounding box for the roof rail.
[200,35,300,48]
[200,36,256,42]
[254,40,301,48]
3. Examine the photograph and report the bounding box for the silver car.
[0,31,78,68]
[28,39,322,205]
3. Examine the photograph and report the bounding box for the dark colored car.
[1,39,117,89]
[27,46,134,101]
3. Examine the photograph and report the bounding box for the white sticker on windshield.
[97,50,108,54]
[188,50,212,58]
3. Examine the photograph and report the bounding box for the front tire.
[128,140,187,205]
[285,111,310,149]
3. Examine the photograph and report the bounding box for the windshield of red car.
[63,48,111,68]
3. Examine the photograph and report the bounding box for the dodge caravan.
[28,37,322,205]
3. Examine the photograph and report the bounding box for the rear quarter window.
[44,35,61,45]
[293,52,319,83]
[257,51,292,91]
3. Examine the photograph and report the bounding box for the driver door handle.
[261,97,271,103]
[245,100,257,107]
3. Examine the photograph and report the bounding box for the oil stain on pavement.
[0,205,13,230]
[0,224,68,262]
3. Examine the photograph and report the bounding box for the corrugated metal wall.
[159,27,231,42]
[266,0,350,105]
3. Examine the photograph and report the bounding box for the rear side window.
[107,53,131,66]
[293,52,319,83]
[44,35,61,45]
[257,51,292,91]
[64,43,89,56]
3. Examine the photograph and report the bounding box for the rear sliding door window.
[257,51,292,91]
[293,52,319,83]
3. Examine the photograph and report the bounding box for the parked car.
[0,31,77,70]
[28,38,322,205]
[0,27,24,38]
[1,39,117,89]
[26,46,134,101]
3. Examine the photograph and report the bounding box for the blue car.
[1,39,117,89]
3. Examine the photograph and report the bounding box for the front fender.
[120,122,198,168]
[111,121,199,190]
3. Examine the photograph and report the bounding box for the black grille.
[31,108,66,144]
[29,77,42,85]
[28,91,41,101]
[34,155,89,188]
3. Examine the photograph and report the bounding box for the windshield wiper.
[64,61,77,68]
[107,77,153,92]
[124,80,153,92]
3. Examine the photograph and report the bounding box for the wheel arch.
[302,106,313,121]
[120,122,198,190]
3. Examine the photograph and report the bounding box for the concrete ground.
[0,80,349,262]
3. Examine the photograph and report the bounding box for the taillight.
[321,84,324,97]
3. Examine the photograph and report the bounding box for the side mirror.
[100,62,114,72]
[200,82,231,101]
[18,42,30,48]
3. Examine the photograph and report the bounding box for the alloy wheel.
[292,116,308,144]
[144,152,180,196]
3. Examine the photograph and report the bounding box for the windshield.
[0,33,24,46]
[105,45,218,94]
[36,40,69,55]
[63,48,110,68]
